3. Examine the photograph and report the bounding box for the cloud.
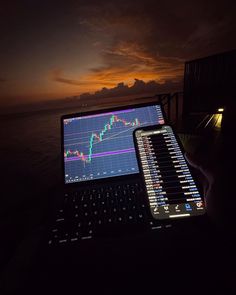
[75,1,188,88]
[51,0,236,98]
[50,40,184,93]
[79,0,236,60]
[79,78,182,100]
[76,40,184,93]
[50,68,117,90]
[51,69,83,86]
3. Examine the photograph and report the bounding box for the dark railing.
[155,92,183,127]
[156,91,223,134]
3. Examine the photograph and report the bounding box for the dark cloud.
[79,0,236,60]
[51,69,83,86]
[80,78,182,100]
[50,68,116,89]
[77,0,236,88]
[90,41,185,82]
[1,0,236,106]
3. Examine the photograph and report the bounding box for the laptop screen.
[63,104,164,184]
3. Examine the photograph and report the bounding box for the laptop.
[48,101,165,245]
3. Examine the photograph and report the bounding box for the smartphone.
[134,125,206,220]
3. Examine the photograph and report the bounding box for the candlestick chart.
[63,105,164,183]
[65,114,140,164]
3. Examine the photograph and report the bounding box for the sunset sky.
[1,0,236,107]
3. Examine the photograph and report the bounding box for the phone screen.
[134,125,205,220]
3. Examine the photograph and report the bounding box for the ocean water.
[0,107,71,212]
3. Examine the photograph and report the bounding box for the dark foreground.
[0,104,236,294]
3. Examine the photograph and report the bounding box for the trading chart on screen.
[63,105,164,183]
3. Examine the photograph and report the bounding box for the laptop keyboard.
[48,182,149,245]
